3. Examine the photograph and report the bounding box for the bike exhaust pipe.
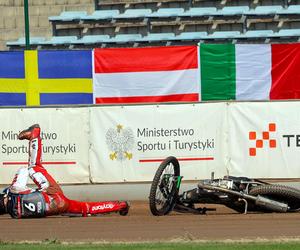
[255,195,288,212]
[198,183,289,212]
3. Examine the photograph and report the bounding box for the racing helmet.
[0,193,7,215]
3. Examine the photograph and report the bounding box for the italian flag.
[93,46,200,104]
[200,43,300,100]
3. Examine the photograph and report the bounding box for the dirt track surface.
[1,201,300,243]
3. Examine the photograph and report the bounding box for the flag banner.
[1,44,300,106]
[93,46,200,104]
[0,51,26,105]
[200,43,300,101]
[0,50,93,106]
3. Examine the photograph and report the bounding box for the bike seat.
[224,176,252,183]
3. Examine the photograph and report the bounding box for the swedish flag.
[0,50,93,106]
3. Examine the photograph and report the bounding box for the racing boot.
[119,201,130,216]
[18,124,40,140]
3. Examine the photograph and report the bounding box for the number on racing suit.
[7,191,46,218]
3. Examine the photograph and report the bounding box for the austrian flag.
[93,46,200,104]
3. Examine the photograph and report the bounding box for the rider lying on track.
[0,124,129,218]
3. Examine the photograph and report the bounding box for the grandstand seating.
[278,4,300,14]
[39,36,78,46]
[238,30,275,42]
[3,0,300,50]
[139,32,176,42]
[273,28,300,37]
[48,11,88,22]
[179,7,217,17]
[147,8,185,18]
[208,31,241,39]
[246,30,275,37]
[216,6,250,16]
[170,31,208,41]
[6,37,46,47]
[73,35,111,45]
[94,0,192,11]
[111,33,143,43]
[245,5,283,15]
[82,10,120,21]
[116,9,153,19]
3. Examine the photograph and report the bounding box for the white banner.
[89,103,228,182]
[0,107,90,184]
[2,101,299,185]
[228,102,300,178]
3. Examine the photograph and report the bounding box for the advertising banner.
[0,107,90,184]
[89,103,228,182]
[228,102,300,178]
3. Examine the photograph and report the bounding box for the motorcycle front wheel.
[149,156,181,216]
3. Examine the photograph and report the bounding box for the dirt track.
[1,201,300,243]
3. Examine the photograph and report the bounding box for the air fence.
[0,101,299,199]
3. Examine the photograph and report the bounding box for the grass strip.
[1,242,300,250]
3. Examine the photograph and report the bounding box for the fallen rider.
[0,124,129,218]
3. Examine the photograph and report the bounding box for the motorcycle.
[149,156,300,216]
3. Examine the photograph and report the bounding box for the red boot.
[18,124,40,140]
[119,201,130,216]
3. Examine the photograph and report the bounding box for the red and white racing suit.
[10,126,127,217]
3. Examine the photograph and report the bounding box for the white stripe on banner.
[236,44,272,100]
[93,69,199,97]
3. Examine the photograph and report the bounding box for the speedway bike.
[149,156,300,215]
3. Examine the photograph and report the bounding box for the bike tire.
[249,184,300,212]
[149,156,180,216]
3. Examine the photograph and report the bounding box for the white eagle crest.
[106,124,134,161]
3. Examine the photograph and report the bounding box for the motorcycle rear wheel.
[249,184,300,212]
[149,156,180,216]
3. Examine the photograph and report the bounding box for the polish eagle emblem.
[105,124,134,161]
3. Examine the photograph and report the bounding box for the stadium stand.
[179,7,217,17]
[6,37,46,47]
[111,33,143,44]
[237,29,275,43]
[208,30,241,40]
[216,6,250,16]
[140,32,175,42]
[82,9,120,20]
[116,8,153,19]
[39,36,78,46]
[245,5,284,15]
[48,11,88,22]
[278,4,300,14]
[0,0,95,50]
[147,7,185,17]
[73,34,111,45]
[2,0,300,50]
[274,28,300,37]
[170,31,208,41]
[271,28,300,42]
[94,0,193,11]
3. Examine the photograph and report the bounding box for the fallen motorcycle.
[149,156,300,215]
